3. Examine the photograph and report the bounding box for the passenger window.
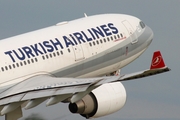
[89,42,92,47]
[120,33,123,37]
[24,61,27,65]
[20,62,23,66]
[104,38,106,42]
[46,55,49,59]
[13,64,15,68]
[27,60,30,64]
[9,65,12,69]
[31,59,34,63]
[57,51,60,56]
[93,41,95,45]
[16,63,19,67]
[68,48,70,53]
[53,52,56,57]
[35,58,38,62]
[117,34,120,38]
[5,66,8,70]
[60,51,63,55]
[49,54,52,58]
[1,67,4,71]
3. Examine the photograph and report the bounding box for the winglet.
[150,51,165,69]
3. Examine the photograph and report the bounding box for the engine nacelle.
[69,82,126,119]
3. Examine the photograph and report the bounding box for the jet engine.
[69,82,126,119]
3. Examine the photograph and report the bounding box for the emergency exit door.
[72,45,84,61]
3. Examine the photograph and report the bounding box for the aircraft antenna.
[84,13,88,18]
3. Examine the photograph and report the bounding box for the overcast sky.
[0,0,179,120]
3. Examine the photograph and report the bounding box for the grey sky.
[0,0,179,120]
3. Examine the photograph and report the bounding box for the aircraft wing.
[0,75,123,120]
[0,51,170,120]
[0,75,122,107]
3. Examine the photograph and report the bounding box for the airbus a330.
[0,14,170,120]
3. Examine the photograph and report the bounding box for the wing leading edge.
[0,51,170,120]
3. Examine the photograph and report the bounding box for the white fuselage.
[0,14,153,90]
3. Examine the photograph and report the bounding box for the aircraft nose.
[145,25,154,44]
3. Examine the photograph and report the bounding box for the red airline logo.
[152,56,162,67]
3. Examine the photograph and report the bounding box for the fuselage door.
[122,20,138,44]
[72,44,84,61]
[66,37,85,61]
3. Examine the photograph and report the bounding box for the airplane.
[0,13,170,120]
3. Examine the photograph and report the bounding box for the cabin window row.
[1,58,38,72]
[41,47,77,60]
[42,51,64,60]
[89,33,124,47]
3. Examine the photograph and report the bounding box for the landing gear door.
[122,20,138,44]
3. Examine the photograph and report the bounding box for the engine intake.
[69,93,97,118]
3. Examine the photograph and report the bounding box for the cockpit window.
[140,21,145,29]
